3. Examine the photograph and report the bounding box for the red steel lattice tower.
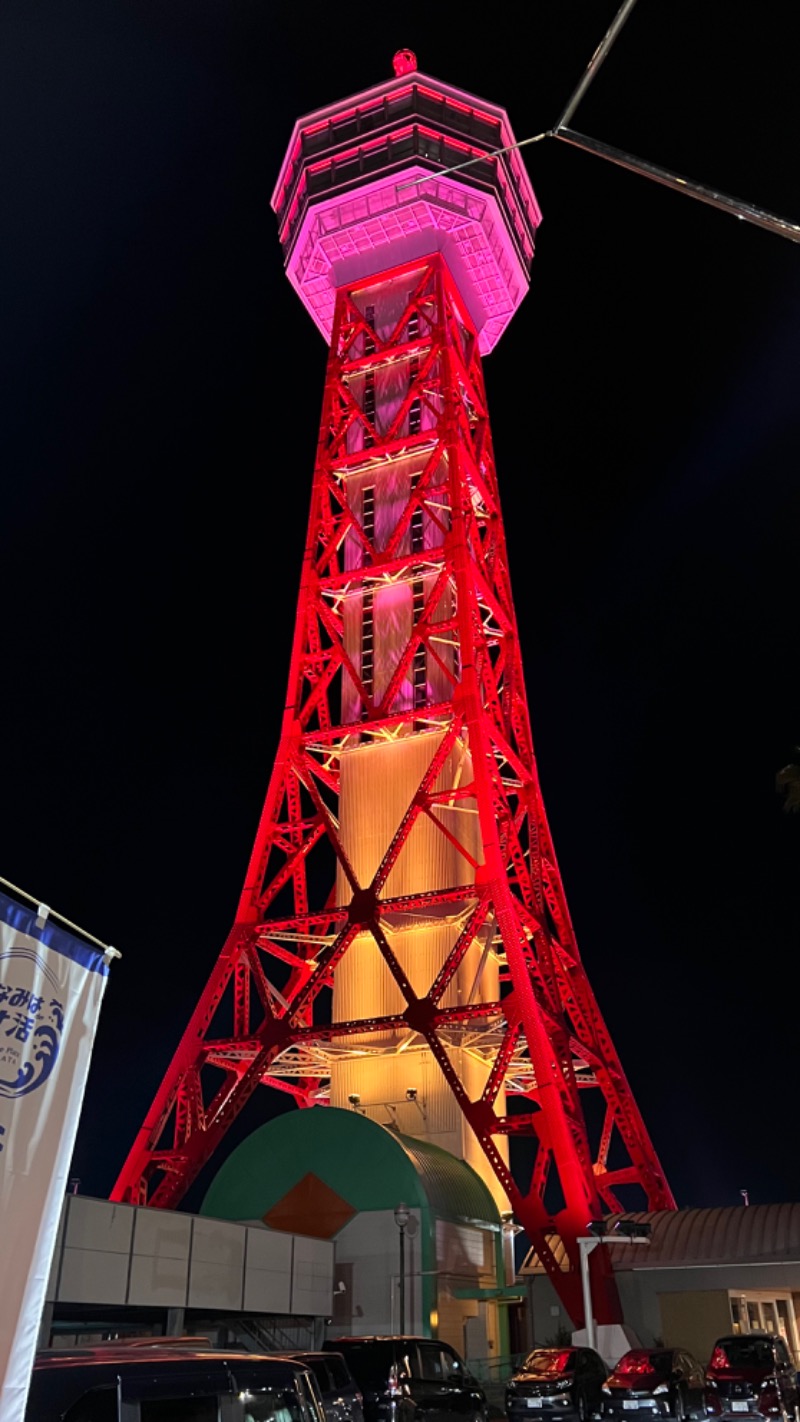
[113,52,674,1325]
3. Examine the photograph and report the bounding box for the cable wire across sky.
[404,0,800,243]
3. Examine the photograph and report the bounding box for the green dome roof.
[200,1106,500,1229]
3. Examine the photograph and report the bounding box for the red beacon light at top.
[392,48,417,76]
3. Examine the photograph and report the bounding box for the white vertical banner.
[0,888,115,1422]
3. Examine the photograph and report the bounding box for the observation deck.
[271,52,542,353]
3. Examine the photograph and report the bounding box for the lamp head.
[614,1219,651,1240]
[394,1202,411,1230]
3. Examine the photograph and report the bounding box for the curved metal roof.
[614,1206,800,1267]
[395,1133,501,1229]
[522,1205,800,1274]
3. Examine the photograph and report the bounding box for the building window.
[409,471,424,554]
[408,356,421,436]
[363,373,376,447]
[362,484,375,549]
[361,590,374,717]
[363,303,376,448]
[364,303,376,355]
[412,578,426,708]
[407,299,419,342]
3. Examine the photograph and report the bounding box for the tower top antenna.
[392,48,417,76]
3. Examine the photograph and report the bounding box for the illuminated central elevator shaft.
[327,270,505,1191]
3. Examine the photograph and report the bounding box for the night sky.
[1,1,798,1221]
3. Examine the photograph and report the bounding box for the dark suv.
[288,1351,365,1422]
[323,1336,488,1422]
[601,1347,706,1420]
[26,1343,328,1422]
[506,1347,609,1422]
[705,1333,799,1422]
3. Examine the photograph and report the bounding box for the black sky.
[1,0,798,1219]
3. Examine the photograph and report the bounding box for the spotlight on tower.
[347,1093,361,1108]
[405,1088,417,1101]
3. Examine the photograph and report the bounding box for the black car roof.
[34,1347,308,1371]
[715,1334,772,1344]
[326,1336,429,1344]
[617,1349,675,1359]
[28,1348,321,1422]
[287,1351,339,1359]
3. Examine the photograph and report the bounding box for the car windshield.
[303,1360,330,1391]
[523,1351,574,1376]
[333,1343,407,1387]
[237,1392,307,1422]
[325,1357,352,1390]
[716,1341,774,1370]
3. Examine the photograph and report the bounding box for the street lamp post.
[394,1203,411,1333]
[577,1237,602,1351]
[578,1221,652,1351]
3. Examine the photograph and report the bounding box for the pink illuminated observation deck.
[271,49,541,352]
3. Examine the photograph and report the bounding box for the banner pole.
[0,875,121,959]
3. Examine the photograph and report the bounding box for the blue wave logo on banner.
[0,948,64,1100]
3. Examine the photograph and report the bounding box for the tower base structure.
[200,1107,514,1358]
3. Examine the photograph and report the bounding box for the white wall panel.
[58,1246,129,1304]
[127,1208,191,1306]
[332,1209,421,1336]
[188,1216,245,1310]
[133,1206,191,1260]
[291,1235,334,1315]
[48,1197,329,1319]
[65,1195,134,1253]
[127,1251,189,1307]
[243,1227,293,1313]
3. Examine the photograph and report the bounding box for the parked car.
[25,1342,328,1422]
[323,1336,489,1422]
[506,1346,609,1422]
[287,1350,366,1422]
[705,1333,799,1422]
[601,1347,706,1420]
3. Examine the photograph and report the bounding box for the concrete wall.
[658,1291,733,1362]
[521,1272,573,1351]
[435,1218,501,1362]
[328,1206,423,1336]
[326,1207,501,1357]
[47,1195,333,1317]
[526,1262,800,1361]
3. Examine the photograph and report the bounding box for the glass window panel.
[140,1400,218,1421]
[65,1391,119,1422]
